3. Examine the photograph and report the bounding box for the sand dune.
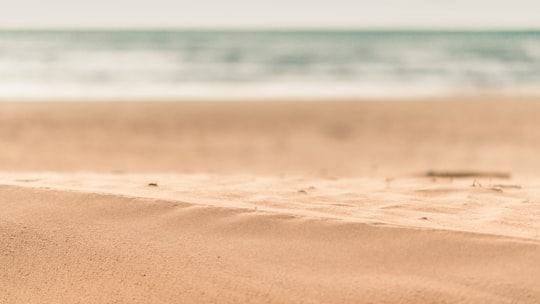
[2,99,540,303]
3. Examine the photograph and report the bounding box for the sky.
[1,0,540,29]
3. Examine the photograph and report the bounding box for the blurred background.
[1,0,540,177]
[1,0,540,100]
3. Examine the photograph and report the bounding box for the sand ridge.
[1,172,539,241]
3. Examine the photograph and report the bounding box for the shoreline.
[2,93,540,103]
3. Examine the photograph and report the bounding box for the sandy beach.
[2,98,540,303]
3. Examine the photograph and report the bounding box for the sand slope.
[1,175,540,303]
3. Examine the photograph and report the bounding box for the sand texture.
[1,98,540,303]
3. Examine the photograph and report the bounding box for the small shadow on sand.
[325,123,353,139]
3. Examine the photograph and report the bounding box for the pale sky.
[2,0,540,29]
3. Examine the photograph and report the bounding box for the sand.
[1,98,540,303]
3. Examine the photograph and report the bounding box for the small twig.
[471,179,482,187]
[426,170,510,179]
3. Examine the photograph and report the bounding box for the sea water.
[0,30,539,100]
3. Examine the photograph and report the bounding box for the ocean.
[0,30,539,100]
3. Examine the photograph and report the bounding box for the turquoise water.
[1,30,539,99]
